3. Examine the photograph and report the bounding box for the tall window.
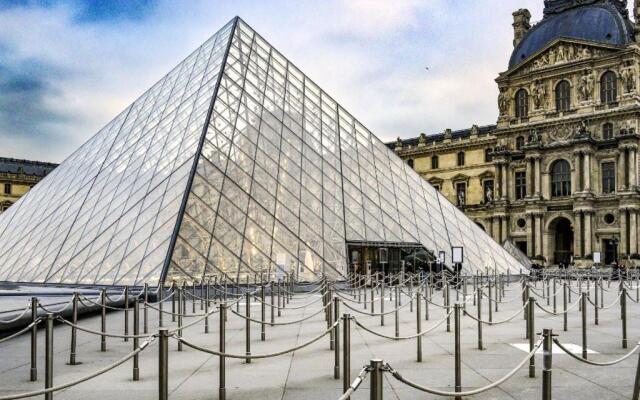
[483,180,494,203]
[515,89,529,118]
[516,136,525,150]
[603,122,614,140]
[485,148,493,162]
[431,155,439,169]
[555,80,571,111]
[515,171,526,200]
[407,159,414,169]
[457,151,465,166]
[456,182,466,206]
[551,159,571,197]
[600,71,618,104]
[602,161,616,194]
[3,184,10,195]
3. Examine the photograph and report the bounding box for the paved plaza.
[1,278,639,399]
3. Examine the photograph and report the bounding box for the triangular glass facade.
[0,17,523,286]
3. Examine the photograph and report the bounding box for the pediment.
[478,170,495,179]
[506,38,624,77]
[451,173,470,182]
[428,177,444,185]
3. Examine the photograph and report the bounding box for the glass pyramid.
[0,17,523,286]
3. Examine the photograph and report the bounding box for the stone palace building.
[0,158,56,213]
[392,0,640,267]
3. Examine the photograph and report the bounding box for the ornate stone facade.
[0,158,57,213]
[392,0,640,267]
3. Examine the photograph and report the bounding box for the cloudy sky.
[1,0,618,163]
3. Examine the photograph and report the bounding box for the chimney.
[512,9,531,47]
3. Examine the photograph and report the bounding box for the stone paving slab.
[0,281,639,399]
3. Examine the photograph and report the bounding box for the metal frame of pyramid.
[0,17,524,287]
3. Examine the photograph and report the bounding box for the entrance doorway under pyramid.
[0,17,524,286]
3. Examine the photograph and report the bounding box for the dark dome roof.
[509,2,634,68]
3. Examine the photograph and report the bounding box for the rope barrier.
[387,336,544,396]
[55,316,153,339]
[0,318,42,344]
[353,311,452,340]
[463,303,527,325]
[0,303,32,324]
[0,337,155,400]
[336,366,369,400]
[553,338,640,366]
[174,320,339,359]
[229,301,330,326]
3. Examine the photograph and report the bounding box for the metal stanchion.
[30,297,38,381]
[329,291,335,351]
[424,283,429,321]
[542,328,553,400]
[477,288,483,350]
[553,278,557,314]
[369,359,383,400]
[144,283,149,334]
[192,281,196,314]
[204,283,210,334]
[488,281,493,323]
[45,313,53,400]
[246,292,251,364]
[124,286,129,342]
[528,297,535,378]
[68,292,78,365]
[594,277,599,325]
[394,286,400,338]
[172,282,177,322]
[99,289,107,352]
[219,303,227,400]
[334,297,340,380]
[416,292,422,362]
[261,284,266,341]
[342,314,351,394]
[370,285,374,313]
[563,281,568,332]
[632,344,640,400]
[270,281,275,325]
[380,281,385,326]
[446,281,451,332]
[158,328,168,400]
[622,287,628,349]
[133,298,140,381]
[277,279,282,316]
[159,286,164,328]
[454,303,462,400]
[581,292,588,359]
[178,289,183,352]
[200,279,204,310]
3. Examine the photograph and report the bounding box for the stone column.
[630,210,637,255]
[492,216,501,242]
[503,164,509,201]
[583,211,592,257]
[574,212,582,259]
[583,152,591,192]
[526,158,534,198]
[501,216,508,243]
[630,148,638,189]
[620,209,628,256]
[501,164,508,199]
[572,152,581,193]
[526,214,534,257]
[534,157,541,197]
[619,150,627,191]
[535,214,543,258]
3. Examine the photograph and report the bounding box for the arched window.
[551,159,571,197]
[431,155,439,169]
[457,151,465,166]
[515,89,529,118]
[600,71,618,104]
[407,159,414,169]
[484,148,493,162]
[516,136,525,150]
[555,80,571,112]
[602,122,614,140]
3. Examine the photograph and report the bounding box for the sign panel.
[452,247,464,264]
